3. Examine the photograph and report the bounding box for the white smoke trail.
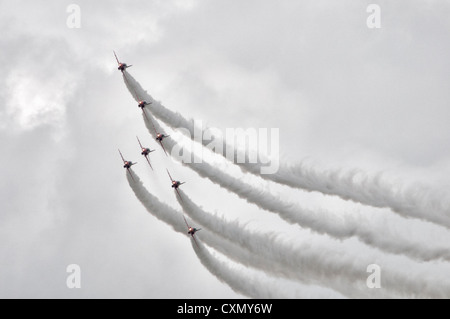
[137,107,450,263]
[243,160,450,230]
[126,168,258,262]
[191,237,345,299]
[122,72,197,137]
[177,188,450,299]
[126,170,343,298]
[126,138,450,299]
[122,71,450,229]
[122,72,450,298]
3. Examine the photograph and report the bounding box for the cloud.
[1,0,449,299]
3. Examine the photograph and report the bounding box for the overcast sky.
[1,0,449,298]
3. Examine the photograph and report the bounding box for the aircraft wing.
[175,188,183,202]
[126,167,136,182]
[183,215,190,229]
[167,169,174,182]
[113,51,120,64]
[118,149,125,163]
[192,234,199,248]
[145,156,153,170]
[137,136,144,149]
[159,140,168,156]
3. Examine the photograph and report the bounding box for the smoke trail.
[126,168,256,261]
[122,72,197,137]
[122,71,450,229]
[191,237,345,299]
[126,141,450,299]
[137,108,450,263]
[177,188,450,299]
[243,160,450,230]
[126,170,343,298]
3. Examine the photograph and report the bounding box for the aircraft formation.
[115,51,200,245]
[112,51,450,299]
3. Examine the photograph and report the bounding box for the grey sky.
[1,0,449,298]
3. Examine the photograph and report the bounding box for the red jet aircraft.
[137,136,155,170]
[114,51,132,72]
[156,133,170,156]
[119,149,137,181]
[183,216,201,248]
[167,169,185,200]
